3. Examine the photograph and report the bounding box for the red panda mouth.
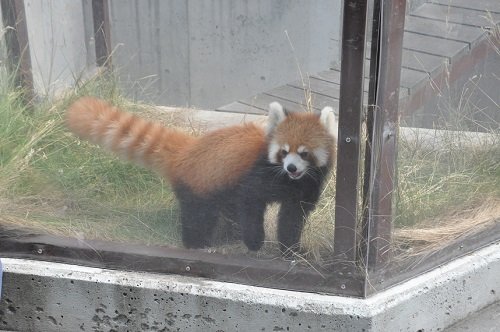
[288,171,304,179]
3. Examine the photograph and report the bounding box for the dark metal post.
[363,0,407,273]
[361,0,381,268]
[333,0,369,263]
[1,0,33,98]
[92,0,111,67]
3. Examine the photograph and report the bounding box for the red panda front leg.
[239,200,267,251]
[277,199,314,256]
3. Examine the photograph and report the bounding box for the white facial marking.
[268,140,281,163]
[297,145,307,153]
[313,146,329,167]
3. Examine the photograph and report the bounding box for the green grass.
[0,72,181,246]
[395,128,500,228]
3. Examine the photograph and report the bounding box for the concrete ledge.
[1,242,499,331]
[160,107,497,151]
[445,301,500,331]
[399,126,498,149]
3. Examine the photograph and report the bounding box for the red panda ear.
[320,106,339,141]
[267,102,287,135]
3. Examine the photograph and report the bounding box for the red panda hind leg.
[175,185,219,249]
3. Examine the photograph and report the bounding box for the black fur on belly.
[175,155,331,255]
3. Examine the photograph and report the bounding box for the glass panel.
[0,0,365,294]
[392,0,499,263]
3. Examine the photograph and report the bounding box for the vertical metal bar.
[364,0,407,271]
[92,0,111,67]
[1,0,34,97]
[333,0,368,263]
[361,0,381,267]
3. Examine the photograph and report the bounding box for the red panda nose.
[287,164,297,173]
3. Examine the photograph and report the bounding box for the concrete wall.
[23,0,96,97]
[407,0,429,12]
[108,0,342,109]
[1,243,499,331]
[3,1,342,108]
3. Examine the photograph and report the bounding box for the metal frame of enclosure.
[0,0,498,298]
[0,0,33,101]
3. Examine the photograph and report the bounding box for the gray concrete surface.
[108,0,342,109]
[1,242,499,331]
[444,301,500,332]
[23,0,97,97]
[18,1,342,109]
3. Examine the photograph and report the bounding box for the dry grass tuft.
[393,198,500,257]
[299,172,336,263]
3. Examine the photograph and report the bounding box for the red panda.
[66,97,337,254]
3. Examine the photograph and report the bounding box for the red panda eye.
[300,151,309,159]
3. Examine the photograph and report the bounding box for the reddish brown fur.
[66,97,266,196]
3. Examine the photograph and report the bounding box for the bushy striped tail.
[66,97,193,174]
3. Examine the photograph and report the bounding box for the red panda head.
[266,102,337,180]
